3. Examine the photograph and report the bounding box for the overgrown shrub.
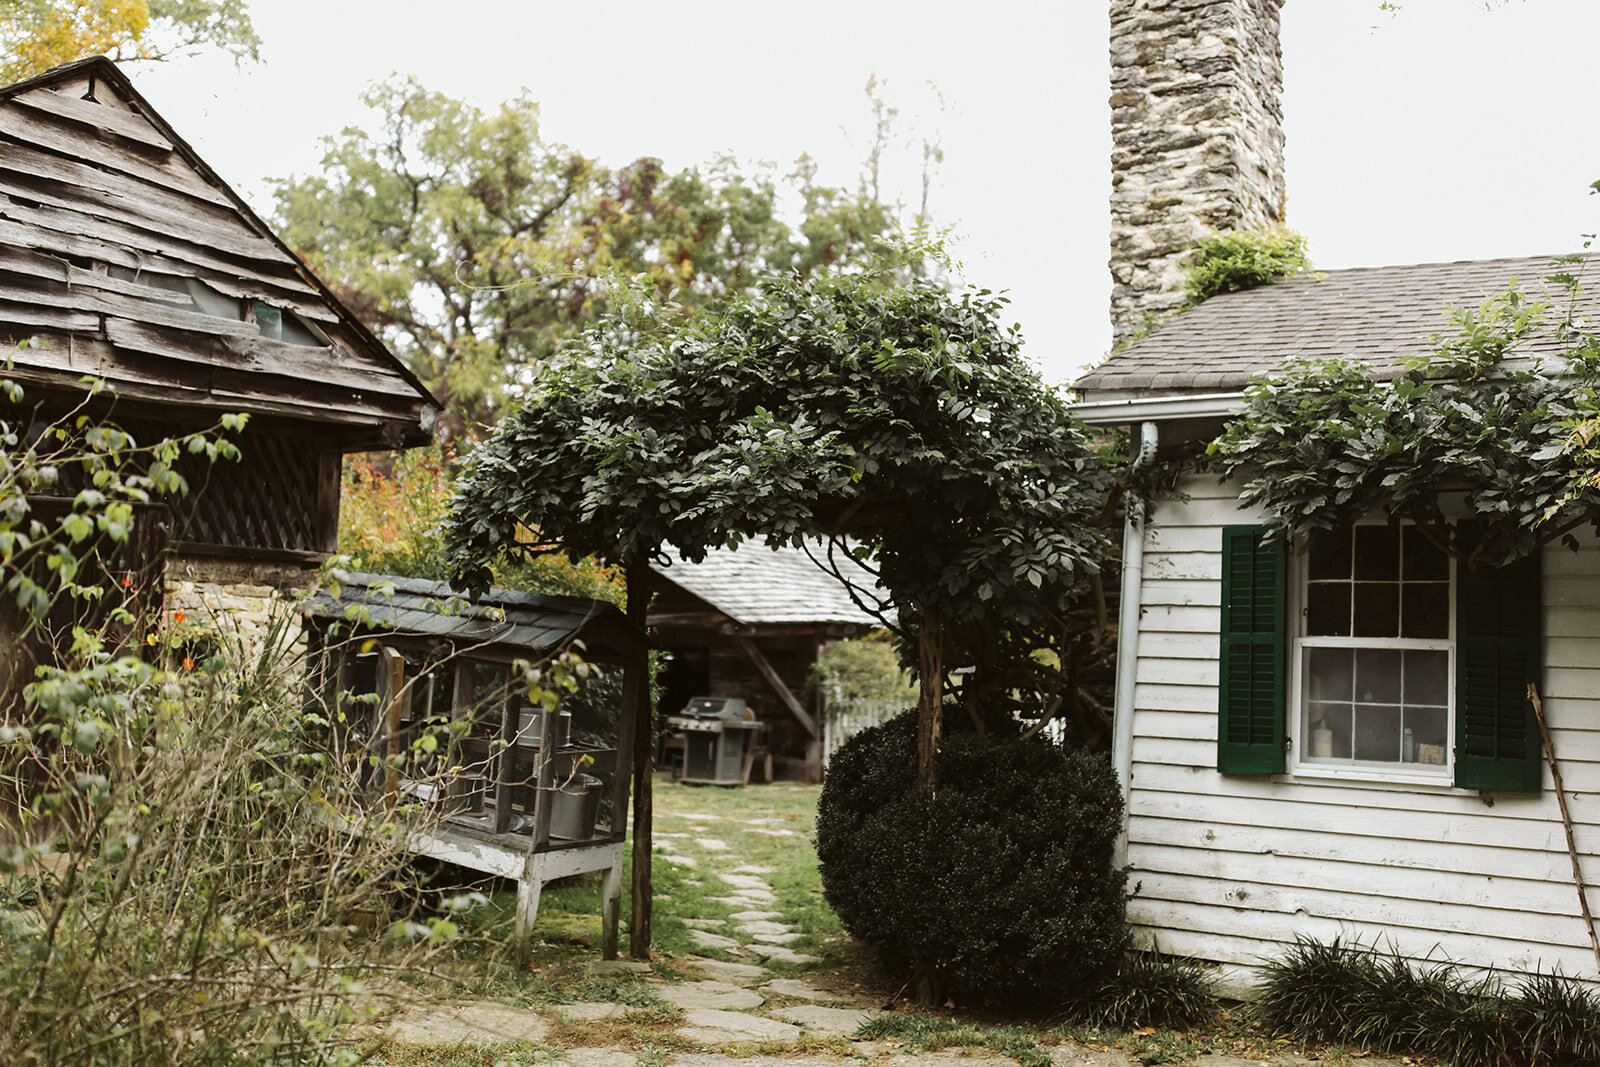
[1183,228,1309,306]
[1255,937,1600,1067]
[816,710,1126,1003]
[0,378,465,1064]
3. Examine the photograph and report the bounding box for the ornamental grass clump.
[816,711,1126,1005]
[1059,949,1220,1031]
[1255,937,1600,1067]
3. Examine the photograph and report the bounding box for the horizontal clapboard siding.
[1125,473,1600,989]
[0,66,430,438]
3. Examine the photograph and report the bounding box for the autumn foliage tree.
[0,0,259,81]
[272,78,913,437]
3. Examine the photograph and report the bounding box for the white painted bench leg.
[601,856,624,960]
[514,855,544,967]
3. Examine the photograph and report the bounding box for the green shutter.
[1218,525,1287,774]
[1454,551,1543,793]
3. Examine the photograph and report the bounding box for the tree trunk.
[626,555,654,960]
[916,604,943,785]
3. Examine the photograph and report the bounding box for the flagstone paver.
[677,1008,802,1044]
[735,920,791,936]
[728,909,782,921]
[759,978,842,1002]
[687,957,770,984]
[718,873,771,889]
[586,959,652,976]
[752,931,803,944]
[730,864,775,873]
[560,1050,638,1067]
[689,929,743,952]
[696,838,730,850]
[770,1004,874,1035]
[1047,1050,1138,1067]
[378,1000,549,1044]
[748,944,821,965]
[657,853,699,867]
[750,828,798,836]
[683,918,727,929]
[657,980,766,1011]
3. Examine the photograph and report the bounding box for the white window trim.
[1284,525,1456,784]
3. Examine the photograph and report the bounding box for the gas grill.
[667,697,764,786]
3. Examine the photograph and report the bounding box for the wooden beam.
[645,611,730,628]
[735,636,819,738]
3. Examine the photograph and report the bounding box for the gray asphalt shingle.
[657,539,889,627]
[1076,253,1598,395]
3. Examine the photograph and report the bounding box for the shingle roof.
[1075,254,1598,395]
[302,570,633,653]
[656,539,890,627]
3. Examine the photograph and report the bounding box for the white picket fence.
[821,695,909,770]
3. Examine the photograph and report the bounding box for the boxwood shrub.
[816,710,1127,1003]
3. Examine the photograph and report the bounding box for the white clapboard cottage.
[1084,0,1600,991]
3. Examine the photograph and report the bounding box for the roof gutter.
[1070,391,1246,424]
[1113,421,1159,875]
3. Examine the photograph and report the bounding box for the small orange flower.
[122,575,133,588]
[173,610,186,623]
[182,657,195,670]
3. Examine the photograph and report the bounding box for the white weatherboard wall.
[1127,473,1600,991]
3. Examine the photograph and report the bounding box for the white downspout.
[1113,421,1158,871]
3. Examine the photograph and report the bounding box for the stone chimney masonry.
[1109,0,1287,340]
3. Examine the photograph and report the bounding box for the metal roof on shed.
[656,539,889,627]
[302,570,631,652]
[1075,254,1599,396]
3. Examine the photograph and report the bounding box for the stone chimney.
[1108,0,1287,340]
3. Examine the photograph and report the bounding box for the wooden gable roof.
[0,56,437,449]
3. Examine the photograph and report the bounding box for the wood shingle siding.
[1125,473,1600,988]
[0,58,436,447]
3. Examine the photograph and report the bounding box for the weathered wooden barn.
[649,538,888,782]
[0,55,435,654]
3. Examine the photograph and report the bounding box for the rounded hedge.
[816,711,1127,1002]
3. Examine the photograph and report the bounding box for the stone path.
[366,785,1414,1067]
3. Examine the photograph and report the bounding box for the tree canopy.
[0,0,259,81]
[1210,272,1600,568]
[271,77,911,437]
[442,271,1112,628]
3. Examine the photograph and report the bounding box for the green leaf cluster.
[442,272,1113,640]
[1184,228,1310,306]
[1210,276,1600,566]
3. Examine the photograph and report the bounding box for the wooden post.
[381,646,405,814]
[626,553,655,959]
[916,604,942,785]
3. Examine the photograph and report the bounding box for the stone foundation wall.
[162,556,319,664]
[1109,0,1287,339]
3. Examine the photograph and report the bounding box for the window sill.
[1284,762,1456,790]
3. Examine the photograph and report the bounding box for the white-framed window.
[1290,523,1453,780]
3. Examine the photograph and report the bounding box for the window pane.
[1307,702,1352,760]
[1355,648,1403,705]
[1307,583,1351,636]
[1402,583,1449,639]
[1354,525,1400,581]
[1307,647,1354,701]
[1309,526,1353,581]
[1353,704,1402,761]
[1353,583,1399,637]
[1403,705,1448,763]
[1402,526,1449,581]
[1403,649,1449,707]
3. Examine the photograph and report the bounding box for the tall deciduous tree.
[0,0,259,81]
[271,77,909,437]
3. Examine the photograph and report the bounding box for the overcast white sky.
[129,0,1600,387]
